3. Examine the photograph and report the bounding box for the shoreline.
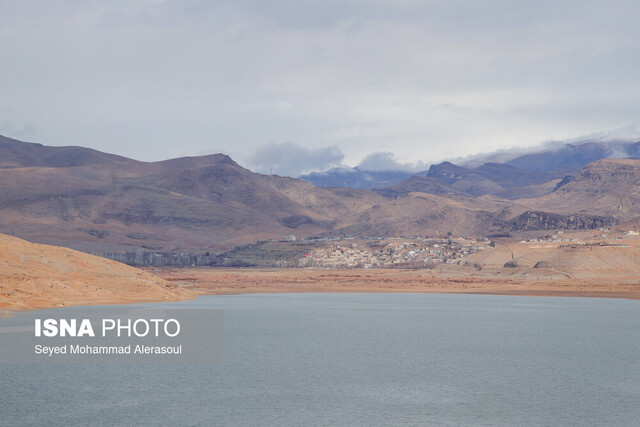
[4,265,639,317]
[153,267,640,301]
[187,287,640,300]
[3,286,638,319]
[0,295,196,318]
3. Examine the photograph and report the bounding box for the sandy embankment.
[0,234,194,317]
[153,268,640,301]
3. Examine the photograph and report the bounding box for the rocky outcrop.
[495,211,613,231]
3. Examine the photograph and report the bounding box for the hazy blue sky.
[2,0,640,175]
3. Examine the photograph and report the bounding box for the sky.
[2,0,640,176]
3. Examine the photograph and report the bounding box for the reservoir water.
[2,293,640,426]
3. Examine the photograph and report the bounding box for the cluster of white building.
[297,237,488,269]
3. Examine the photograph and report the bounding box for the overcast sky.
[2,0,640,175]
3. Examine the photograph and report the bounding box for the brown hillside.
[0,134,137,168]
[0,233,193,313]
[525,158,640,219]
[4,136,640,256]
[0,137,517,252]
[455,236,640,283]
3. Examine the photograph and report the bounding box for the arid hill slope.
[3,136,640,256]
[450,236,640,283]
[0,136,519,252]
[0,152,391,251]
[0,134,137,168]
[0,233,193,312]
[524,158,640,220]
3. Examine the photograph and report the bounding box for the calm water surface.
[2,293,640,426]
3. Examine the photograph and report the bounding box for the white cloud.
[246,142,344,176]
[1,1,640,163]
[0,120,36,139]
[357,152,427,172]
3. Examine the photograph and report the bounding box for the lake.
[2,293,639,426]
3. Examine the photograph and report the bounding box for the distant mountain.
[374,161,563,200]
[0,136,510,253]
[300,167,414,189]
[505,141,640,171]
[424,161,558,197]
[0,141,382,252]
[303,140,640,194]
[0,135,135,168]
[373,176,465,198]
[4,135,640,257]
[372,140,640,200]
[527,158,640,220]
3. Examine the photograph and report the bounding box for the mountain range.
[302,140,640,191]
[300,167,414,190]
[1,134,639,256]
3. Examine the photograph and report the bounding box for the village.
[97,235,491,268]
[98,227,640,269]
[295,236,490,269]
